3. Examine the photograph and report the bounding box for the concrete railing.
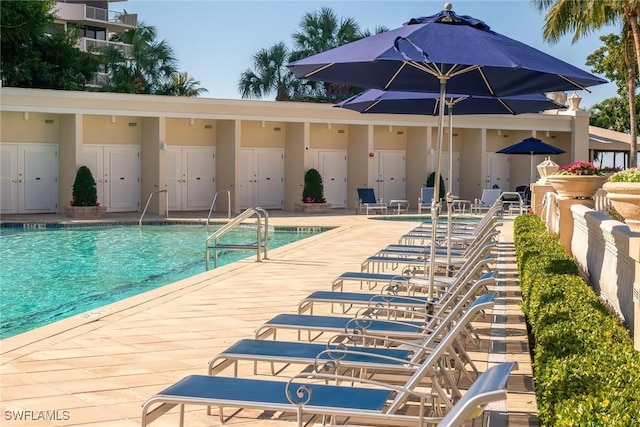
[568,204,640,350]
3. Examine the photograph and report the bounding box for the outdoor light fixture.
[110,115,116,124]
[568,92,582,111]
[23,112,29,121]
[189,118,195,126]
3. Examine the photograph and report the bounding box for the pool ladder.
[139,190,169,226]
[205,207,269,270]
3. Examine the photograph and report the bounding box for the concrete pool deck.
[0,210,538,426]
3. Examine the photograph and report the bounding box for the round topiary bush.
[72,166,98,206]
[426,172,446,199]
[302,168,326,203]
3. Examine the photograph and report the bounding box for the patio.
[0,211,537,426]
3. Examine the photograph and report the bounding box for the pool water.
[0,224,323,339]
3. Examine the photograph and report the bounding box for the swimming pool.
[0,223,325,339]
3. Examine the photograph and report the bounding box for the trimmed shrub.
[513,215,638,426]
[301,168,325,203]
[426,172,446,199]
[72,165,97,206]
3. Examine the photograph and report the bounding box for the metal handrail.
[205,207,269,270]
[139,190,169,226]
[500,191,526,215]
[206,190,231,228]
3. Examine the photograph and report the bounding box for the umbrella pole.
[530,152,535,183]
[446,106,453,270]
[428,78,447,301]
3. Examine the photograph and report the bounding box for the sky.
[121,0,621,108]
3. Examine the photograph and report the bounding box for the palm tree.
[531,0,638,167]
[158,71,208,97]
[102,22,177,94]
[291,8,362,98]
[238,42,302,101]
[291,8,360,57]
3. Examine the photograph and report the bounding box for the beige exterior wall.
[215,120,238,213]
[165,118,217,147]
[347,125,371,208]
[406,127,431,205]
[83,115,142,144]
[2,87,624,215]
[285,122,306,210]
[241,121,287,148]
[373,125,408,150]
[1,112,59,142]
[309,123,349,149]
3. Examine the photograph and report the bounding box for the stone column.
[557,198,594,253]
[530,183,555,216]
[629,237,640,351]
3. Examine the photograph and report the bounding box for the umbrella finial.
[444,2,452,11]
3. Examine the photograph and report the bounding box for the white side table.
[389,199,409,214]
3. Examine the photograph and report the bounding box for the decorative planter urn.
[603,182,640,232]
[294,202,332,214]
[64,206,107,219]
[547,175,607,199]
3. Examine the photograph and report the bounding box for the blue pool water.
[0,223,324,339]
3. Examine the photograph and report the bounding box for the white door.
[0,143,58,214]
[165,148,180,210]
[440,151,461,196]
[239,148,284,209]
[83,145,140,212]
[318,150,347,208]
[486,153,510,190]
[0,144,19,213]
[166,147,215,211]
[374,150,405,202]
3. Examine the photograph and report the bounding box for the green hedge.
[513,215,640,426]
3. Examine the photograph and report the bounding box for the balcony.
[77,37,133,58]
[56,2,137,32]
[86,72,108,88]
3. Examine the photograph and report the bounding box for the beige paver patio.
[0,211,537,426]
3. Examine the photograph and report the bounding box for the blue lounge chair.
[300,263,494,317]
[141,293,502,427]
[418,186,435,214]
[437,362,516,427]
[257,271,495,342]
[210,292,495,383]
[471,188,502,214]
[356,188,387,215]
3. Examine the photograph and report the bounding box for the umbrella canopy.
[496,137,566,155]
[335,89,564,116]
[497,137,565,182]
[288,6,607,97]
[289,3,606,300]
[335,91,563,266]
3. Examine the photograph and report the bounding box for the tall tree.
[1,0,99,90]
[587,32,640,153]
[102,23,177,94]
[290,8,367,98]
[291,7,360,58]
[531,0,638,167]
[238,42,302,101]
[157,72,208,97]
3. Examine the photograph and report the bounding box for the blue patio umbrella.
[289,3,606,299]
[335,90,565,116]
[335,90,564,265]
[497,137,565,182]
